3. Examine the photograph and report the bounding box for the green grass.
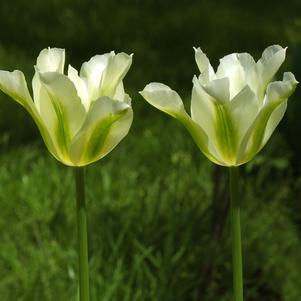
[0,114,301,301]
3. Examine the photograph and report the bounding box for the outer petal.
[227,85,258,144]
[236,72,297,165]
[38,72,86,162]
[140,82,187,117]
[99,52,133,97]
[69,97,133,166]
[261,72,298,146]
[140,82,224,165]
[0,70,59,159]
[191,76,216,138]
[257,45,286,86]
[36,47,65,73]
[191,76,224,163]
[32,48,66,111]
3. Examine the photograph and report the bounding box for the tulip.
[140,45,297,167]
[140,45,298,301]
[0,47,133,167]
[0,47,133,301]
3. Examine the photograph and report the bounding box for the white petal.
[194,47,215,84]
[203,77,230,102]
[191,76,216,135]
[236,53,259,95]
[264,72,298,106]
[140,82,223,165]
[99,52,133,96]
[257,45,286,85]
[80,52,113,101]
[68,65,89,110]
[36,47,65,73]
[261,100,287,147]
[38,72,86,160]
[140,82,186,116]
[191,77,226,163]
[216,54,245,98]
[227,85,258,153]
[236,72,297,164]
[69,97,133,166]
[0,70,59,159]
[112,81,127,102]
[32,71,42,112]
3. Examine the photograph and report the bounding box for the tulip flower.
[0,47,133,167]
[0,47,133,301]
[140,45,297,167]
[140,45,297,301]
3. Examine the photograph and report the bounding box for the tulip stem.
[229,166,244,301]
[75,167,90,301]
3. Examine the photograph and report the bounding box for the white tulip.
[140,45,297,166]
[0,48,133,166]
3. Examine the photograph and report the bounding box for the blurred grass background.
[0,0,301,300]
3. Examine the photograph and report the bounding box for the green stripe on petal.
[191,77,225,163]
[0,70,59,160]
[214,103,238,165]
[69,97,133,166]
[176,112,225,166]
[38,72,86,160]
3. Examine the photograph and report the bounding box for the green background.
[0,0,301,300]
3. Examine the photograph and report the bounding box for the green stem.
[75,167,90,301]
[229,166,244,301]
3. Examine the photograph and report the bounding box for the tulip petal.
[36,47,65,73]
[191,76,216,138]
[80,52,112,101]
[203,77,230,102]
[194,47,215,84]
[236,53,259,95]
[69,97,133,166]
[140,82,187,116]
[0,70,59,159]
[261,72,298,146]
[216,54,246,98]
[257,45,286,86]
[264,72,297,105]
[237,72,297,164]
[68,65,89,110]
[140,82,224,165]
[227,85,258,142]
[191,77,230,164]
[100,52,133,96]
[38,72,86,160]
